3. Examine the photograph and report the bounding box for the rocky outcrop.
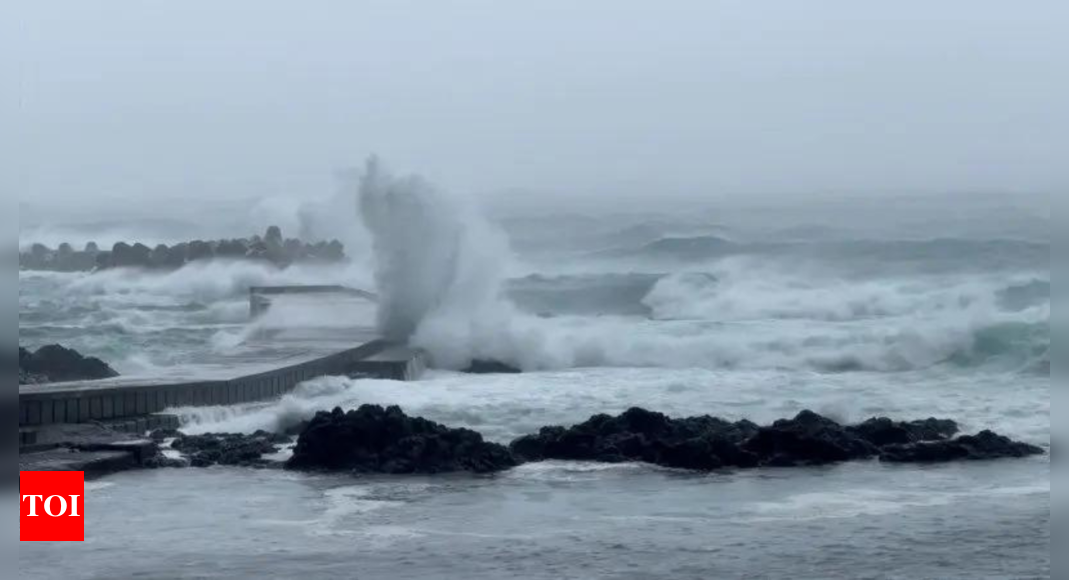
[41,406,1038,477]
[509,408,1042,470]
[19,344,119,384]
[879,430,1045,463]
[19,226,347,272]
[170,431,290,468]
[510,407,761,469]
[846,417,959,447]
[287,405,518,474]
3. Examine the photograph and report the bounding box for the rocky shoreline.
[21,405,1044,479]
[19,225,345,272]
[136,405,1044,475]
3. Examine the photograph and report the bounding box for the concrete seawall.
[19,340,425,429]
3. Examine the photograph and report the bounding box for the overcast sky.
[5,0,1066,212]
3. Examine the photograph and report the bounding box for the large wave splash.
[358,158,537,369]
[355,161,1050,374]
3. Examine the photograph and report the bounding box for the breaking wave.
[353,161,1048,374]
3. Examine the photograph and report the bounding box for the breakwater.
[19,340,425,431]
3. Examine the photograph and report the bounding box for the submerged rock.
[171,431,289,468]
[288,405,518,474]
[19,344,119,384]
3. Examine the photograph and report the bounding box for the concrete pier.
[250,284,378,317]
[19,339,425,430]
[18,283,423,459]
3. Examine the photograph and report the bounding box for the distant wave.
[997,279,1050,311]
[591,236,1049,274]
[593,235,738,261]
[506,273,663,316]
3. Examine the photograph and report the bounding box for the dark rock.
[463,360,522,374]
[187,240,214,261]
[511,408,1038,471]
[288,405,518,474]
[20,344,119,383]
[742,410,878,466]
[171,430,288,468]
[509,407,761,470]
[282,420,310,437]
[879,430,1046,463]
[847,417,959,447]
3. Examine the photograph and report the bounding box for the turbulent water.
[18,170,1050,578]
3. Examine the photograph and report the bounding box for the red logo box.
[20,471,85,542]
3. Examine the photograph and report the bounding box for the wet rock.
[19,344,119,383]
[512,408,1039,471]
[509,407,761,470]
[171,431,289,468]
[847,417,959,447]
[879,430,1046,463]
[288,405,518,474]
[741,410,879,466]
[463,360,522,374]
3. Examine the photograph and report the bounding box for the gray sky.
[6,0,1066,212]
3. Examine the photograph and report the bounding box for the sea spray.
[357,157,529,368]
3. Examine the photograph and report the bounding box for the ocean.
[17,182,1050,579]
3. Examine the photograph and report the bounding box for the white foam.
[354,161,1048,373]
